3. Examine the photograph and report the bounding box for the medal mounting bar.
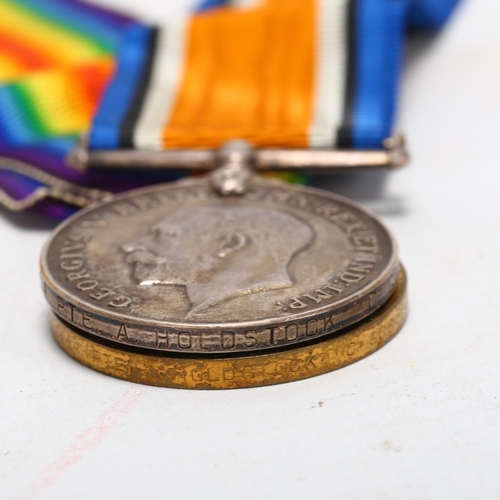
[67,134,409,173]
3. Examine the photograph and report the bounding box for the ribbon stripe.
[337,0,357,148]
[309,0,349,148]
[135,21,187,150]
[119,27,158,149]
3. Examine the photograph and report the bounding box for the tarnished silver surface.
[41,176,399,354]
[210,140,255,196]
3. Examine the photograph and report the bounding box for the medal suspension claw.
[209,140,256,196]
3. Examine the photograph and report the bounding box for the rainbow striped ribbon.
[0,0,459,218]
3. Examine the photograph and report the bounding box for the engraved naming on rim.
[41,177,399,353]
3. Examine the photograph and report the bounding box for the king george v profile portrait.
[122,205,314,314]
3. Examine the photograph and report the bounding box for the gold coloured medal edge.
[51,266,408,390]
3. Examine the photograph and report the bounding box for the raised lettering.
[60,259,83,271]
[344,221,369,234]
[60,253,83,261]
[349,262,375,274]
[80,214,107,228]
[89,288,115,301]
[61,243,85,253]
[323,284,343,294]
[266,189,291,204]
[289,298,307,309]
[288,194,312,210]
[352,235,377,247]
[66,269,90,282]
[315,203,341,219]
[340,272,364,283]
[354,246,379,254]
[112,203,137,217]
[66,232,91,243]
[108,296,132,308]
[348,255,377,274]
[303,289,332,304]
[133,196,159,210]
[331,211,357,227]
[76,280,99,291]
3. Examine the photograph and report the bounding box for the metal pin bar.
[67,135,409,172]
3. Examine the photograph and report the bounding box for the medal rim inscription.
[41,177,399,353]
[51,266,408,390]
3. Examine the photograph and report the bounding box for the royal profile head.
[122,205,314,314]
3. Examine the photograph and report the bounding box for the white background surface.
[1,0,499,498]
